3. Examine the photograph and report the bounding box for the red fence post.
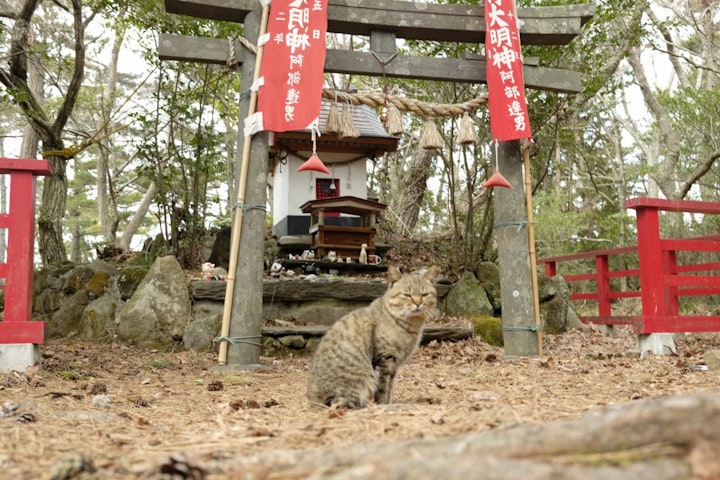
[634,204,664,332]
[544,261,557,277]
[0,158,53,344]
[663,249,680,318]
[596,254,612,318]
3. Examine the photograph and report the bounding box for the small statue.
[359,243,368,264]
[270,262,284,277]
[327,251,337,263]
[302,263,319,275]
[201,262,214,280]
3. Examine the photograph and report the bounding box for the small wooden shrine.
[300,195,386,261]
[268,98,398,257]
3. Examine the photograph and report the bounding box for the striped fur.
[307,266,440,408]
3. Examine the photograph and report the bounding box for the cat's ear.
[387,265,403,284]
[424,266,441,280]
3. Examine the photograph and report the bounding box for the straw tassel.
[420,117,444,150]
[455,111,478,145]
[385,103,404,136]
[324,101,342,135]
[339,101,359,139]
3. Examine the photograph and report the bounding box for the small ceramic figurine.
[270,262,283,277]
[201,262,214,280]
[359,243,368,264]
[328,251,338,262]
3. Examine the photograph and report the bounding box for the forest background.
[1,0,719,278]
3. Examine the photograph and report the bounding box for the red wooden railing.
[0,158,53,344]
[539,198,720,334]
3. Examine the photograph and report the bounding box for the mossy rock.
[87,271,111,298]
[470,314,504,347]
[117,266,148,300]
[61,265,96,294]
[34,263,75,294]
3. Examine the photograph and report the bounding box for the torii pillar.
[223,10,268,369]
[494,141,539,357]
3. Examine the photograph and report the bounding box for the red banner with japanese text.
[485,0,532,142]
[256,0,328,132]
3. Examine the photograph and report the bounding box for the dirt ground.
[1,327,720,479]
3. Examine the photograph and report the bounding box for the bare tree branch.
[647,7,690,88]
[626,46,682,196]
[51,0,84,137]
[680,150,720,198]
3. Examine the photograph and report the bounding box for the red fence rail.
[0,158,53,344]
[539,198,720,334]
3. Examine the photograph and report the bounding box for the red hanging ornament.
[483,171,512,188]
[298,124,330,175]
[298,154,330,175]
[482,141,512,189]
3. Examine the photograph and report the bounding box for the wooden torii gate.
[160,0,594,365]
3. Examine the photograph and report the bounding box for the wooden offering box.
[299,196,386,260]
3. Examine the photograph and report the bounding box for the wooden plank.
[191,279,451,302]
[159,34,583,93]
[262,325,474,343]
[158,34,246,65]
[164,0,594,46]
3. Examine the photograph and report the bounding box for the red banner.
[257,0,328,132]
[485,0,532,142]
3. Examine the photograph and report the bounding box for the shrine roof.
[300,195,387,215]
[270,100,399,158]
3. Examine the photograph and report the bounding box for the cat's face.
[384,266,439,318]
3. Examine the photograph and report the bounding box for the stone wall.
[23,256,578,353]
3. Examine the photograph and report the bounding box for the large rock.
[538,274,584,333]
[444,271,494,317]
[116,266,148,300]
[46,289,91,338]
[183,300,223,352]
[116,256,191,349]
[476,261,502,313]
[78,278,124,342]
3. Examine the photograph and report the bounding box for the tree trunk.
[97,28,123,244]
[119,181,158,251]
[226,392,720,480]
[38,153,68,264]
[389,146,434,235]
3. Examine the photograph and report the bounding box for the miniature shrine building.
[268,99,398,258]
[300,195,386,261]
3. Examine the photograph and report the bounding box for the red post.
[633,204,668,333]
[596,254,612,318]
[663,249,679,318]
[0,158,53,344]
[544,261,557,277]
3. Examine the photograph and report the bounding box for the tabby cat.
[307,265,440,408]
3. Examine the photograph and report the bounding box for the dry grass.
[1,328,719,479]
